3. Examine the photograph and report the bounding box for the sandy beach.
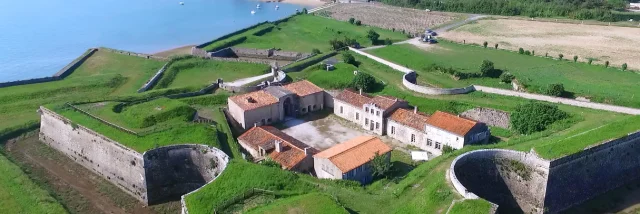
[258,0,327,7]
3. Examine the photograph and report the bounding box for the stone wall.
[138,63,170,93]
[460,108,511,129]
[0,48,97,88]
[403,72,476,95]
[143,144,229,204]
[100,47,167,60]
[39,107,229,205]
[208,47,310,62]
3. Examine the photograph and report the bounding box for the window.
[427,139,433,146]
[376,111,380,116]
[267,118,272,123]
[365,118,369,125]
[375,122,380,129]
[365,107,369,112]
[340,106,343,113]
[308,105,312,112]
[261,119,266,124]
[313,105,317,110]
[411,134,415,142]
[371,109,374,114]
[391,126,395,134]
[302,107,307,112]
[356,112,359,120]
[435,142,441,149]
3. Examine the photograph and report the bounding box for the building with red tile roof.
[238,126,317,172]
[334,89,408,136]
[314,136,391,184]
[227,80,327,129]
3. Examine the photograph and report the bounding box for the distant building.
[228,80,326,129]
[314,136,392,184]
[238,126,317,172]
[333,89,408,135]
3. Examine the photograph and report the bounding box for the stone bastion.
[38,107,229,205]
[450,131,640,213]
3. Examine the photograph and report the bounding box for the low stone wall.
[0,48,97,88]
[100,47,167,60]
[144,144,229,204]
[138,63,170,93]
[403,72,476,95]
[460,108,510,129]
[208,47,310,63]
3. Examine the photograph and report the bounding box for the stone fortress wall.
[402,72,476,95]
[460,108,511,129]
[38,107,229,205]
[450,130,640,213]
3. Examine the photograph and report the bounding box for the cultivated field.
[439,18,640,69]
[321,3,458,35]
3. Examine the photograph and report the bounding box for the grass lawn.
[204,14,407,53]
[366,43,640,108]
[0,154,67,214]
[449,199,494,214]
[288,62,358,89]
[154,57,269,89]
[245,192,347,214]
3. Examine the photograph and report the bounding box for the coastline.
[257,0,327,7]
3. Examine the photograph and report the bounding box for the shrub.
[355,20,362,26]
[588,58,593,64]
[573,56,578,62]
[511,102,568,134]
[545,52,548,57]
[524,50,531,55]
[384,38,392,45]
[518,48,524,54]
[558,54,564,60]
[351,72,376,92]
[392,28,395,32]
[480,60,495,77]
[605,61,610,68]
[544,83,565,97]
[442,145,456,154]
[342,52,357,66]
[495,43,499,49]
[500,72,515,83]
[260,158,281,168]
[622,63,628,71]
[348,18,355,24]
[367,29,380,44]
[531,50,535,56]
[370,152,391,178]
[311,48,321,54]
[483,41,488,48]
[301,8,308,14]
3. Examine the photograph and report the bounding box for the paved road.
[225,73,272,87]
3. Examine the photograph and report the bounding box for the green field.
[203,14,407,53]
[154,57,269,89]
[288,62,358,89]
[449,199,494,214]
[246,193,347,214]
[366,43,640,108]
[0,154,67,214]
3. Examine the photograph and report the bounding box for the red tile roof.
[229,90,278,111]
[335,89,372,108]
[314,136,392,173]
[283,80,324,97]
[370,95,403,110]
[427,111,478,136]
[238,126,318,170]
[389,108,430,131]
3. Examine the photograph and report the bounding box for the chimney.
[359,88,362,95]
[254,123,258,128]
[275,140,282,153]
[304,147,310,156]
[414,106,418,114]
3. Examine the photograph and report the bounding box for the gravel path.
[224,73,272,87]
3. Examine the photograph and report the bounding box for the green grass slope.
[246,193,347,214]
[154,57,269,89]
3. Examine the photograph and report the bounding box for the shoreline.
[257,0,327,7]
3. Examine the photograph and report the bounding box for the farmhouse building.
[228,80,325,129]
[333,89,408,135]
[314,136,392,184]
[387,109,490,156]
[238,126,318,172]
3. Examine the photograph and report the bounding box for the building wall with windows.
[334,100,363,124]
[241,103,283,128]
[362,103,386,135]
[387,120,440,154]
[298,92,325,115]
[314,156,343,180]
[424,125,465,150]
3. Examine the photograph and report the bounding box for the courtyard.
[278,110,371,150]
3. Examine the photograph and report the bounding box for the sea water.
[0,0,304,82]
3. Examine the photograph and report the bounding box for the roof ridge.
[328,136,376,160]
[261,127,308,152]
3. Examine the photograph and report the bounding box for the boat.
[275,5,279,9]
[256,4,261,9]
[179,2,184,5]
[251,10,256,14]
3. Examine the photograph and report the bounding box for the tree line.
[379,0,636,21]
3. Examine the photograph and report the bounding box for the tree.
[588,58,593,65]
[329,38,346,50]
[342,52,357,66]
[348,17,355,24]
[524,50,531,55]
[558,54,564,60]
[545,83,565,97]
[518,48,524,54]
[500,72,515,83]
[301,8,308,14]
[351,72,376,92]
[511,102,568,134]
[480,60,495,77]
[622,63,628,71]
[531,50,535,56]
[367,29,380,44]
[370,152,391,178]
[605,61,610,68]
[573,56,578,62]
[355,20,362,26]
[483,41,488,48]
[443,145,456,154]
[311,48,321,54]
[495,43,499,49]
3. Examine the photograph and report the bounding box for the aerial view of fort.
[2,0,640,214]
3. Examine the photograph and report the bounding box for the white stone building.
[333,89,408,135]
[314,136,392,184]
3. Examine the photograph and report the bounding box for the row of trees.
[380,0,631,21]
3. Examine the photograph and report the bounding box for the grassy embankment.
[366,42,640,108]
[153,57,270,90]
[202,14,407,53]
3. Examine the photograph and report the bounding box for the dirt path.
[4,135,162,214]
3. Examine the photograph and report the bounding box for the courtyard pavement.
[279,113,369,151]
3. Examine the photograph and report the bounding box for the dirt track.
[4,135,179,214]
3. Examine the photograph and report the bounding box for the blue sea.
[0,0,304,82]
